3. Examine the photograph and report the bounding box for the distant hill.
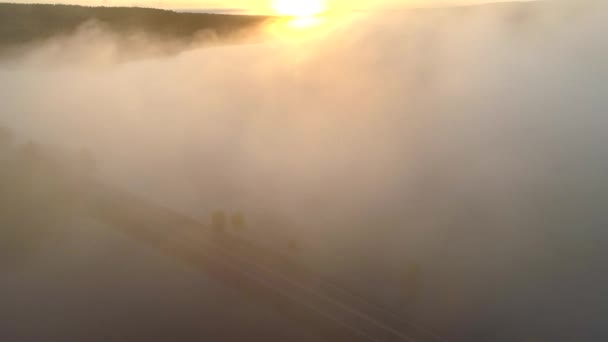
[0,3,274,56]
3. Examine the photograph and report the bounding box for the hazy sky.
[4,0,500,13]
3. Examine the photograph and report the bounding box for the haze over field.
[1,0,608,341]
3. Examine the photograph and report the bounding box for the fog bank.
[1,1,608,340]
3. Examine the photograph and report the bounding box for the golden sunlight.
[285,16,327,30]
[272,0,327,17]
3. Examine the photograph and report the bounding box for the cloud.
[1,1,607,339]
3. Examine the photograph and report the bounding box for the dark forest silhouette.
[0,3,273,56]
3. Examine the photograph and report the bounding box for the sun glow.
[272,0,327,17]
[286,16,325,29]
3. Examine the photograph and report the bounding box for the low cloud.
[1,1,607,340]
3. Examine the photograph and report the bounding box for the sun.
[272,0,327,17]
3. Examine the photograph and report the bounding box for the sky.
[4,0,500,13]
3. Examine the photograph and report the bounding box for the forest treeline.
[0,3,273,52]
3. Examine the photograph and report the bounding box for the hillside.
[0,3,273,55]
